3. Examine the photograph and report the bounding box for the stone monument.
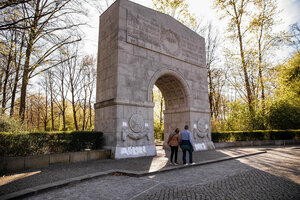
[95,0,214,159]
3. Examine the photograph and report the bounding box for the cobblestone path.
[25,147,300,200]
[135,169,300,200]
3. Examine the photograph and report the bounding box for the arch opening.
[151,73,191,144]
[152,85,165,141]
[155,74,188,110]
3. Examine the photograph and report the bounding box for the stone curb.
[0,150,266,200]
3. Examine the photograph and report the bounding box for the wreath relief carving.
[193,119,210,141]
[160,27,180,56]
[129,114,144,133]
[122,114,150,141]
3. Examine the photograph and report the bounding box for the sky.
[83,0,300,59]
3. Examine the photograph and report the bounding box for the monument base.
[194,141,215,151]
[115,144,157,159]
[163,141,215,151]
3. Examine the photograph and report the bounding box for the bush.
[212,130,300,142]
[0,131,104,157]
[0,114,25,133]
[267,101,300,130]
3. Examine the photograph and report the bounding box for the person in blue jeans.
[180,125,195,165]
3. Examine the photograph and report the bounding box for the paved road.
[24,146,300,200]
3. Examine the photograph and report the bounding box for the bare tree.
[249,0,283,117]
[10,30,25,117]
[289,23,300,53]
[47,70,57,130]
[1,29,16,114]
[80,55,96,130]
[0,0,31,30]
[65,44,83,131]
[39,74,50,131]
[88,0,116,14]
[17,0,84,121]
[214,0,255,127]
[205,22,220,118]
[53,50,70,130]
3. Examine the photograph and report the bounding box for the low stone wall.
[214,140,300,149]
[0,149,111,174]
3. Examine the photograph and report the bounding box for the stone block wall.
[95,0,213,158]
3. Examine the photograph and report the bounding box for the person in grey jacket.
[180,125,195,165]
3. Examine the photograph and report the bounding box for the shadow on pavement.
[0,146,277,199]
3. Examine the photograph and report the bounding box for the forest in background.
[0,0,299,135]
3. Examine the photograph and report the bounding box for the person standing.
[180,125,195,165]
[167,128,180,165]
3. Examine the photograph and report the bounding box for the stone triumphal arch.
[95,0,214,159]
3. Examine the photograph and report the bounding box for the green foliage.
[267,101,300,129]
[153,85,165,140]
[212,130,300,142]
[277,53,300,96]
[266,53,300,130]
[222,100,265,131]
[223,100,251,131]
[0,114,25,133]
[0,131,104,157]
[154,123,164,141]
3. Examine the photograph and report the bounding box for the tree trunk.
[71,88,78,130]
[88,92,93,129]
[62,99,66,130]
[49,72,55,130]
[82,104,86,131]
[60,69,67,130]
[19,0,40,121]
[2,36,14,114]
[208,69,214,118]
[10,31,25,117]
[160,97,164,126]
[82,86,88,130]
[233,3,254,126]
[19,43,32,121]
[0,70,4,100]
[37,97,40,130]
[44,88,48,131]
[258,33,265,116]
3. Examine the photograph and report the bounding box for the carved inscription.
[127,11,161,52]
[126,10,204,66]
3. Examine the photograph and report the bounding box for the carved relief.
[197,119,209,133]
[160,27,180,56]
[129,114,144,133]
[121,114,150,141]
[121,126,150,141]
[193,119,210,141]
